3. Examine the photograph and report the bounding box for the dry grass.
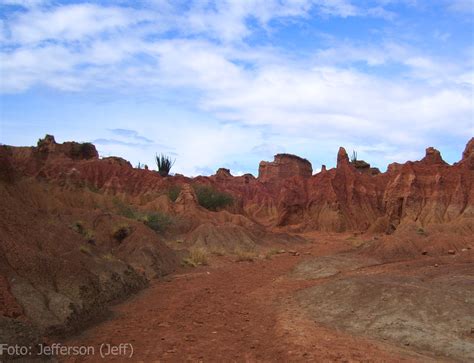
[234,248,257,262]
[183,247,209,267]
[265,248,280,260]
[102,253,116,261]
[346,235,366,248]
[71,221,95,243]
[79,245,91,255]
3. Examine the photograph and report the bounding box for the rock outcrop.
[421,147,447,165]
[37,134,99,160]
[5,135,473,236]
[258,153,312,182]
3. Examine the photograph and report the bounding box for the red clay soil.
[65,238,425,362]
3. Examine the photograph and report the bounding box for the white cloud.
[8,4,151,44]
[314,0,359,17]
[0,0,472,173]
[0,0,48,7]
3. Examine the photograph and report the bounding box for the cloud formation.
[1,0,472,175]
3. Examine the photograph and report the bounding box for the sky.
[0,0,473,176]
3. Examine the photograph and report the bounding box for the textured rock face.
[215,168,232,178]
[461,137,474,170]
[174,184,200,213]
[421,147,446,165]
[4,135,473,234]
[462,138,474,160]
[258,153,313,182]
[337,147,350,168]
[351,159,380,175]
[37,134,99,160]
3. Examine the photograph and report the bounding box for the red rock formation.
[258,153,312,182]
[215,168,232,178]
[4,135,473,234]
[421,147,447,165]
[336,147,350,168]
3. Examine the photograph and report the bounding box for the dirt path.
[65,241,424,362]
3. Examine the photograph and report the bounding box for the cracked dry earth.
[64,236,472,362]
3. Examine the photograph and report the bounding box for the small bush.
[167,185,182,202]
[113,225,132,242]
[113,198,137,219]
[183,248,208,267]
[143,212,173,232]
[193,185,234,211]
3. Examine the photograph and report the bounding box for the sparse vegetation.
[113,225,132,242]
[71,221,95,243]
[112,198,174,233]
[86,183,101,194]
[167,185,182,202]
[182,247,209,267]
[265,248,280,260]
[210,247,226,256]
[350,150,358,163]
[193,185,234,211]
[102,253,117,261]
[417,227,427,236]
[142,212,173,232]
[79,244,91,255]
[234,248,257,262]
[70,142,96,159]
[113,198,137,219]
[155,153,175,177]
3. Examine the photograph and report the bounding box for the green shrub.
[112,198,137,219]
[193,185,234,211]
[167,185,181,202]
[143,212,173,232]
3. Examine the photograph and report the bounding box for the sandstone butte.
[0,135,472,360]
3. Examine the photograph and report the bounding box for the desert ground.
[64,234,474,362]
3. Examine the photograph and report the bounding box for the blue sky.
[0,0,473,175]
